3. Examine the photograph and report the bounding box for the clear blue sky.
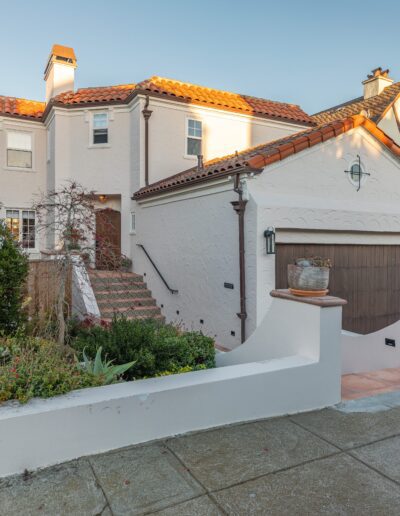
[2,0,400,114]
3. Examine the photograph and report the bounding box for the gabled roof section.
[133,115,400,200]
[134,77,314,125]
[312,82,400,124]
[48,76,313,125]
[0,95,45,120]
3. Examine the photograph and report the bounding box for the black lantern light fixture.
[264,227,276,255]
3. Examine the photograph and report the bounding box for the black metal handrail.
[137,244,178,294]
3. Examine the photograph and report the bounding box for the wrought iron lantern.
[264,227,276,255]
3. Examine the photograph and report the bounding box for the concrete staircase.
[88,270,164,322]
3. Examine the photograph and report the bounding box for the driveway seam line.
[87,457,115,516]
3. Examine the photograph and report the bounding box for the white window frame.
[5,130,34,171]
[130,211,136,234]
[4,208,37,251]
[89,111,110,148]
[185,117,203,159]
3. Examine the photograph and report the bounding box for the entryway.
[95,208,121,270]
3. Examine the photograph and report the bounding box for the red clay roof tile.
[0,96,45,120]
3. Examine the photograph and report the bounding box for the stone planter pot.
[287,264,330,291]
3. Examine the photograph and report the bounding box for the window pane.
[5,211,20,240]
[93,129,108,144]
[188,119,202,138]
[22,211,36,249]
[187,137,201,156]
[7,149,32,168]
[93,113,108,129]
[7,131,32,151]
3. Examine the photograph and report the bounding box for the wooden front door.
[95,208,121,270]
[275,243,400,334]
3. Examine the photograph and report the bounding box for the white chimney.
[362,67,393,100]
[44,44,77,103]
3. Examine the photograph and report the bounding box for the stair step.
[95,290,152,300]
[97,298,156,309]
[89,271,142,279]
[100,306,162,318]
[92,282,148,291]
[90,277,145,286]
[102,314,165,323]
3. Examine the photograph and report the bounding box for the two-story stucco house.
[0,44,312,261]
[3,45,400,349]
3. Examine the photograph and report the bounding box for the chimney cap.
[50,44,76,61]
[367,67,390,80]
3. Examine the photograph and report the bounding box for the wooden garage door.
[275,244,400,334]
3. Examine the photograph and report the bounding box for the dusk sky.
[2,0,400,114]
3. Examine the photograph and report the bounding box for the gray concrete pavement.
[1,391,400,515]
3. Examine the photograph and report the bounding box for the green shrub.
[0,336,103,404]
[71,317,216,380]
[0,222,29,334]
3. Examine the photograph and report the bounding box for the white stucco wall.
[144,97,307,185]
[132,181,258,348]
[250,126,400,324]
[377,98,400,145]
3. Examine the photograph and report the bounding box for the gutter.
[142,95,153,186]
[231,173,248,344]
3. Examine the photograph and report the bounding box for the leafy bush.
[71,317,216,380]
[0,336,103,404]
[0,222,29,334]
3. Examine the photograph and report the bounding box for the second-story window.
[93,113,108,144]
[7,131,32,168]
[186,119,202,156]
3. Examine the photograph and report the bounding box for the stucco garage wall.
[133,182,257,348]
[249,127,400,325]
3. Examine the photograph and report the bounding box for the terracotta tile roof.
[50,76,313,125]
[0,95,45,120]
[134,77,313,125]
[1,76,312,125]
[52,84,135,106]
[133,115,400,200]
[312,82,400,124]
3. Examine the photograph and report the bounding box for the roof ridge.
[141,75,302,108]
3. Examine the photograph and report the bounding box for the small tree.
[0,221,29,334]
[34,181,96,347]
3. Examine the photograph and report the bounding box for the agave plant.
[82,347,136,384]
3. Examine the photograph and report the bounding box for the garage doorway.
[275,244,400,334]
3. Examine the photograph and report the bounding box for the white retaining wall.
[0,291,344,477]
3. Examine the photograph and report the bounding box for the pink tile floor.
[342,367,400,400]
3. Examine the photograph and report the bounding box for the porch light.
[98,195,108,203]
[264,227,276,255]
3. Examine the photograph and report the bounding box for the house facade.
[0,44,311,261]
[133,70,400,348]
[2,45,400,348]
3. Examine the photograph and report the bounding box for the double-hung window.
[7,131,32,168]
[93,113,108,144]
[5,209,36,249]
[186,119,202,156]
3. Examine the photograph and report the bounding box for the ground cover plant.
[70,316,216,380]
[0,335,104,404]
